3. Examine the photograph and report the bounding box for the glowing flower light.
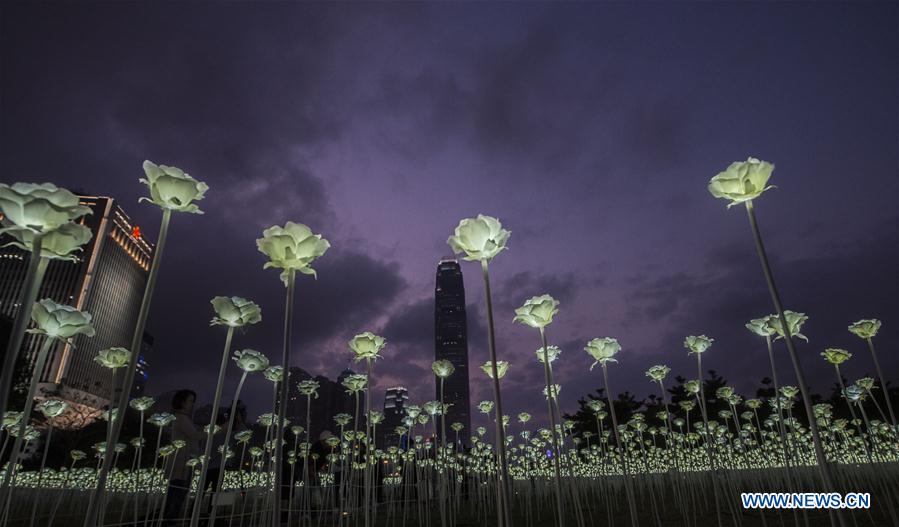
[348,332,386,363]
[28,299,95,340]
[707,157,775,207]
[234,349,270,372]
[513,294,559,329]
[139,160,208,214]
[94,347,131,369]
[480,360,509,380]
[0,182,91,234]
[256,221,330,284]
[447,214,510,262]
[584,337,620,370]
[210,296,262,327]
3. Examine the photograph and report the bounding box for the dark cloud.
[1,2,896,427]
[619,214,899,401]
[143,243,407,414]
[622,96,690,172]
[381,297,432,346]
[493,270,579,314]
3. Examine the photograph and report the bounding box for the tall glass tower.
[434,259,471,446]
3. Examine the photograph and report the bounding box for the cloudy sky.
[2,2,896,428]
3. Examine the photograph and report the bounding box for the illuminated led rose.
[848,319,881,340]
[370,412,384,425]
[139,160,208,214]
[843,384,865,403]
[542,384,561,400]
[3,411,23,429]
[70,449,86,461]
[745,317,776,338]
[423,401,443,416]
[333,413,352,427]
[158,444,177,457]
[148,412,176,427]
[821,348,852,366]
[716,386,734,399]
[685,380,701,395]
[102,408,119,423]
[28,299,95,340]
[235,430,253,443]
[645,365,671,382]
[480,360,509,380]
[94,347,131,369]
[451,422,464,432]
[256,222,330,284]
[297,379,320,398]
[2,221,92,261]
[348,332,386,363]
[233,349,269,372]
[584,337,620,370]
[535,345,561,364]
[767,311,809,342]
[586,400,605,413]
[477,401,495,414]
[341,374,368,394]
[517,413,531,424]
[707,157,775,207]
[129,396,155,412]
[780,386,799,399]
[210,296,261,328]
[446,214,511,262]
[431,359,455,378]
[683,335,714,355]
[513,294,559,329]
[856,377,876,391]
[263,366,284,383]
[37,399,68,419]
[0,182,91,234]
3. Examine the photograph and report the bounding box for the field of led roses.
[1,158,897,527]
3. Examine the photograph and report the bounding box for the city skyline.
[0,2,896,430]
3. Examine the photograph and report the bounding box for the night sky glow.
[1,2,896,426]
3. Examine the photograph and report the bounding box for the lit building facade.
[434,259,471,446]
[131,331,153,397]
[0,196,153,424]
[379,386,408,448]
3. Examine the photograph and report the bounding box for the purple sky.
[2,2,897,428]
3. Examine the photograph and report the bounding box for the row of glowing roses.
[2,156,890,525]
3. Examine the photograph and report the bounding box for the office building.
[379,386,409,448]
[434,259,471,446]
[0,196,153,427]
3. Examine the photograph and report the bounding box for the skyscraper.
[380,386,408,448]
[0,195,153,426]
[131,331,153,397]
[434,259,471,446]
